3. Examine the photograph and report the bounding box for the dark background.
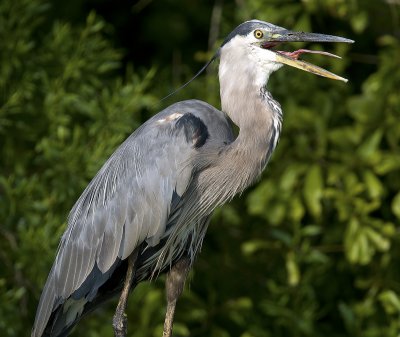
[1,0,400,336]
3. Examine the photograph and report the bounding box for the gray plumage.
[32,19,353,337]
[32,100,235,336]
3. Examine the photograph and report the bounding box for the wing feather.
[32,100,233,337]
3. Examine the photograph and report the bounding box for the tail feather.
[32,259,126,337]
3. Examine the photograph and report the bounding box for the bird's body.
[33,90,281,336]
[32,20,353,337]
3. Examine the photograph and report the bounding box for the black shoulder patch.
[175,113,209,148]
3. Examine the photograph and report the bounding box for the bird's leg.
[163,258,191,337]
[113,251,137,337]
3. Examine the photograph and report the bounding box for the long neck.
[164,49,284,253]
[218,46,283,189]
[183,46,283,226]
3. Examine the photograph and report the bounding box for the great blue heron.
[32,20,353,337]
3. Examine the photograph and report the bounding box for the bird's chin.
[266,62,284,74]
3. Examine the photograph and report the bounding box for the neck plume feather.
[190,43,284,217]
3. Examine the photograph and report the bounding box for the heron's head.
[219,20,353,85]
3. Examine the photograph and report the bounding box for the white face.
[220,28,283,88]
[246,29,284,74]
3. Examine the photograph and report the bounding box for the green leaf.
[338,302,356,334]
[364,227,390,252]
[289,196,305,222]
[247,180,275,216]
[357,129,383,160]
[303,164,324,218]
[241,240,269,256]
[378,290,400,315]
[351,11,368,33]
[286,251,300,286]
[301,225,322,237]
[363,170,384,199]
[345,218,360,263]
[391,192,400,219]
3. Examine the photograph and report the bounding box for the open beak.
[262,30,354,82]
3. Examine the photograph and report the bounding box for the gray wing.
[32,99,233,337]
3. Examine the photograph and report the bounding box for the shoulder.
[147,99,234,147]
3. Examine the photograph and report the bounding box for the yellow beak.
[274,52,348,82]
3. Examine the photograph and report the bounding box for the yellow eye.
[254,30,264,39]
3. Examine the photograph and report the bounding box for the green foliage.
[1,0,399,337]
[0,1,156,336]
